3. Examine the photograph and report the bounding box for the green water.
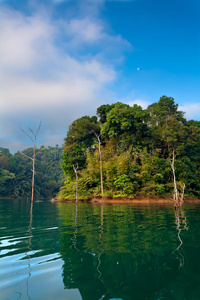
[0,200,200,300]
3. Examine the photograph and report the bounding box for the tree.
[89,131,104,197]
[96,103,115,124]
[101,102,150,147]
[59,97,200,201]
[73,163,79,203]
[148,97,186,205]
[62,116,100,200]
[20,122,41,202]
[148,95,185,126]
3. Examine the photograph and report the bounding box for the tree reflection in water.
[25,200,33,300]
[58,202,200,300]
[71,202,79,251]
[173,205,188,268]
[97,204,104,279]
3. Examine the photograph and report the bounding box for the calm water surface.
[0,199,200,300]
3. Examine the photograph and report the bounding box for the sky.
[0,0,200,153]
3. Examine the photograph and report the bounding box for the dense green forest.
[1,96,200,201]
[59,96,200,201]
[0,146,64,199]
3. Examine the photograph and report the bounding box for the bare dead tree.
[73,163,78,202]
[89,130,104,197]
[169,147,179,205]
[169,147,185,207]
[20,122,41,203]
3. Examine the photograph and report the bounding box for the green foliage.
[60,96,200,200]
[101,102,150,146]
[96,103,115,124]
[0,146,65,199]
[62,115,100,178]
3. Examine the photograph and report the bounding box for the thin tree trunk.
[98,139,104,197]
[89,130,104,197]
[31,143,35,203]
[20,121,41,203]
[75,171,78,203]
[73,164,78,202]
[170,147,179,205]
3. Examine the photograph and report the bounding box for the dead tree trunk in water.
[20,122,41,203]
[169,147,185,207]
[170,147,179,206]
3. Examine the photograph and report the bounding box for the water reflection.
[173,206,188,268]
[0,199,63,300]
[1,200,200,300]
[58,202,200,300]
[25,200,33,300]
[97,205,104,279]
[71,203,79,251]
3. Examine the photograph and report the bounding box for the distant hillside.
[0,146,65,199]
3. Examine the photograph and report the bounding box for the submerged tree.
[20,122,41,202]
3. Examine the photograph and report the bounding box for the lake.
[0,199,200,300]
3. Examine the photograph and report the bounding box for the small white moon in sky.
[137,67,140,71]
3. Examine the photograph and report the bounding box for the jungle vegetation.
[59,96,200,202]
[0,145,64,199]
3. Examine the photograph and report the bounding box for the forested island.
[1,96,200,203]
[59,96,200,204]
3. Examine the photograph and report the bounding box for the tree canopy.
[59,96,200,201]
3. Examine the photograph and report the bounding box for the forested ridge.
[59,96,200,201]
[0,146,64,199]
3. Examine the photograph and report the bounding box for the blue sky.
[0,0,200,153]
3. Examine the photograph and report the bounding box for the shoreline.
[55,196,200,204]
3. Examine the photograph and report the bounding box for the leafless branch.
[89,129,101,141]
[36,121,42,136]
[28,126,34,135]
[21,152,33,161]
[19,122,42,203]
[35,147,45,157]
[19,127,34,143]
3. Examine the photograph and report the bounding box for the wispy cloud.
[0,2,131,152]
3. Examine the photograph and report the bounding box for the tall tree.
[148,97,186,205]
[62,116,100,200]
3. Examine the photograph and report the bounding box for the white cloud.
[0,6,130,152]
[0,10,56,70]
[126,99,151,109]
[179,103,200,120]
[68,18,103,42]
[62,17,132,58]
